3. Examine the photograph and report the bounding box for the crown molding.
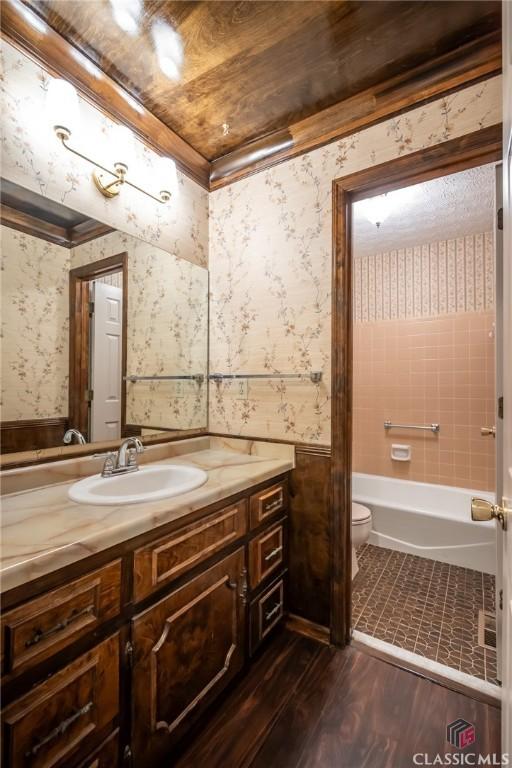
[0,0,210,190]
[210,32,502,190]
[1,1,501,193]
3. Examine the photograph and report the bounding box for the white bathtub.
[352,473,496,575]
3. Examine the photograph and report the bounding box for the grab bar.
[384,420,440,434]
[124,374,204,383]
[209,372,322,384]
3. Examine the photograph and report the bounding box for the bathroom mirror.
[0,179,208,457]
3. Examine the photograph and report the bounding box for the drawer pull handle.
[227,568,248,605]
[264,496,282,514]
[264,545,283,562]
[25,604,95,648]
[25,701,94,757]
[265,603,282,622]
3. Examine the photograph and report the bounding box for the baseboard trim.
[286,614,331,645]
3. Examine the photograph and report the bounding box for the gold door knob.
[471,497,507,530]
[480,426,496,437]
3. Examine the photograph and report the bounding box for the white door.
[501,0,512,755]
[90,280,123,442]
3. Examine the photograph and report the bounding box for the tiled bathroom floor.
[352,544,498,685]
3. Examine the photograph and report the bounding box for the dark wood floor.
[175,629,501,768]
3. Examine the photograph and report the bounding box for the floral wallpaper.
[209,76,502,445]
[72,231,208,429]
[0,39,208,268]
[353,231,494,323]
[1,225,70,420]
[1,227,207,430]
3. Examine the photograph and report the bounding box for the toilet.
[352,502,372,578]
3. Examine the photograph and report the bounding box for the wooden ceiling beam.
[0,0,210,189]
[210,31,501,189]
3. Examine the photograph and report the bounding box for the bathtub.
[352,473,496,575]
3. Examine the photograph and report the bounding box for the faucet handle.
[93,451,117,477]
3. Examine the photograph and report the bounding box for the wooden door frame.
[69,253,128,440]
[330,124,502,646]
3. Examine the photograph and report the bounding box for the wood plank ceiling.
[3,0,502,188]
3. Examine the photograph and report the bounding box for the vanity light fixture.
[46,77,177,204]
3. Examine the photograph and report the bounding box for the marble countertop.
[1,437,294,593]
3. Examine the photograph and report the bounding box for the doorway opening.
[69,252,127,442]
[330,126,503,694]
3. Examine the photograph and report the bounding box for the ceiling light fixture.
[109,0,142,36]
[359,194,392,228]
[358,186,419,228]
[151,19,183,81]
[47,78,176,204]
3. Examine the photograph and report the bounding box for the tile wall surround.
[0,40,208,268]
[208,77,501,444]
[352,310,496,491]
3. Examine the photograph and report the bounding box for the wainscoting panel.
[289,446,331,629]
[0,417,69,454]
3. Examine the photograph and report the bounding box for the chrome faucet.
[63,428,86,445]
[96,437,144,478]
[118,437,144,470]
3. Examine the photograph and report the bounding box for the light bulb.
[111,124,134,170]
[109,0,142,36]
[151,20,183,81]
[157,156,178,201]
[360,194,393,228]
[46,78,79,139]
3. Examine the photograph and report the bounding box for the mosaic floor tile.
[352,544,498,684]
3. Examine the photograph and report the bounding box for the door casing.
[330,124,502,646]
[69,253,128,440]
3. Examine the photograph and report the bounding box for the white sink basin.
[68,464,208,506]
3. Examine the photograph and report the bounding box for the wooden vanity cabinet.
[0,474,289,768]
[131,548,246,765]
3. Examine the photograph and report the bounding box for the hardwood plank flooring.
[174,629,501,768]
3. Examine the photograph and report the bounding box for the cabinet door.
[131,548,246,765]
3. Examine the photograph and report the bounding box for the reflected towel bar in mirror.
[209,372,323,384]
[384,420,440,433]
[125,374,205,383]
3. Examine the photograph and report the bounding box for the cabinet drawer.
[75,729,118,768]
[249,482,287,529]
[2,633,119,768]
[249,521,285,589]
[250,578,285,655]
[1,561,122,677]
[133,500,247,602]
